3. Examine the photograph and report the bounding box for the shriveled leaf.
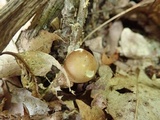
[76,99,105,120]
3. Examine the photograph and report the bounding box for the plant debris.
[0,0,160,119]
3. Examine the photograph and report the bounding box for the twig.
[27,0,64,39]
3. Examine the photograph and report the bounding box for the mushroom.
[64,49,98,83]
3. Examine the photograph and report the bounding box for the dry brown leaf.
[18,59,40,97]
[90,63,160,120]
[0,54,21,78]
[0,51,65,76]
[0,30,62,78]
[11,87,49,116]
[103,71,160,120]
[19,51,56,76]
[0,39,19,78]
[20,51,71,89]
[18,30,62,53]
[101,52,119,65]
[104,75,137,120]
[0,51,72,92]
[76,99,105,120]
[91,65,112,109]
[0,51,53,78]
[91,65,112,98]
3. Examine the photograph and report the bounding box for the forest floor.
[0,0,160,120]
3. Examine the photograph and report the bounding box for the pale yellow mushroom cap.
[64,49,98,83]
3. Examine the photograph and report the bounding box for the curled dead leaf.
[0,51,72,92]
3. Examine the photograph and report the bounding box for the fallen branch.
[0,0,47,52]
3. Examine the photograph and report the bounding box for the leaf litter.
[0,0,160,119]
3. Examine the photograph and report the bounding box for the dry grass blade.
[83,0,155,42]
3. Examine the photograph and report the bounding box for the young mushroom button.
[64,49,98,83]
